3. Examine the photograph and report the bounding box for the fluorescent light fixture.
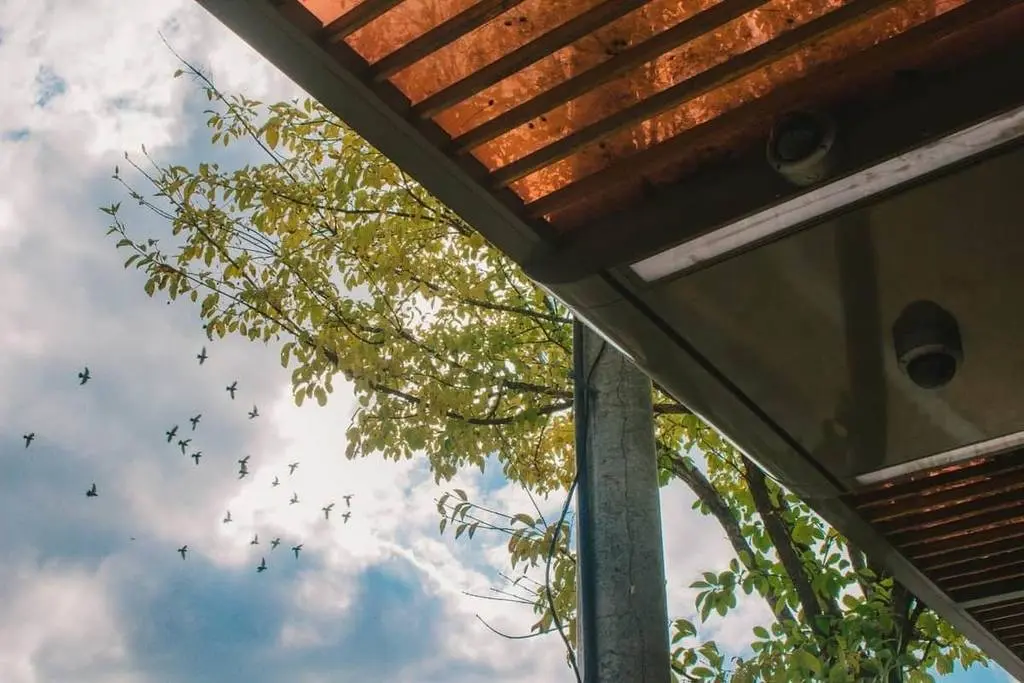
[631,103,1024,282]
[855,430,1024,486]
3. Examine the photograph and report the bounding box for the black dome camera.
[892,300,963,390]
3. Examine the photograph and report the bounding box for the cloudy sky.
[0,1,1014,682]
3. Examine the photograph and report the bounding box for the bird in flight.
[23,433,35,448]
[189,414,202,430]
[257,557,267,573]
[166,425,178,443]
[342,511,351,524]
[86,483,98,498]
[178,545,188,560]
[290,492,299,505]
[238,455,250,466]
[288,462,299,475]
[322,503,335,520]
[196,346,208,365]
[223,510,232,524]
[178,438,192,455]
[226,381,238,399]
[292,544,303,559]
[191,451,202,466]
[250,534,259,546]
[270,538,281,550]
[248,405,259,420]
[78,367,91,385]
[343,494,354,508]
[271,476,280,487]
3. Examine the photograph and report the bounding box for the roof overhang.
[195,0,1024,674]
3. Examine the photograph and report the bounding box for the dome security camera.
[892,300,964,390]
[766,111,839,187]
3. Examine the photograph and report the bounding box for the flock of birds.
[20,345,357,574]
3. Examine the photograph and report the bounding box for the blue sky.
[0,1,1014,682]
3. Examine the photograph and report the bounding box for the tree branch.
[746,463,824,630]
[663,447,795,623]
[370,380,572,426]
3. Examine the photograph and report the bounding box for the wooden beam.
[907,525,1024,562]
[520,1,1024,285]
[941,558,1024,592]
[372,0,530,80]
[853,459,1024,512]
[451,0,769,152]
[921,537,1024,573]
[877,497,1024,537]
[489,0,903,187]
[412,0,652,119]
[894,510,1024,550]
[955,580,1024,609]
[862,473,1024,525]
[322,0,405,43]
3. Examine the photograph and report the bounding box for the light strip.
[855,430,1024,486]
[631,103,1024,282]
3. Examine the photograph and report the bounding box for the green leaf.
[266,125,279,150]
[794,650,822,675]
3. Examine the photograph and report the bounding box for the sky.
[0,1,1015,682]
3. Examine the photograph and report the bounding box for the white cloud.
[0,560,132,683]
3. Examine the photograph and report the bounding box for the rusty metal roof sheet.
[281,0,1019,231]
[847,450,1024,660]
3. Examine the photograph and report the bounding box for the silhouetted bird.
[189,414,202,430]
[226,381,238,399]
[166,425,178,443]
[178,545,188,560]
[288,462,299,475]
[342,511,351,524]
[86,483,98,497]
[271,538,281,550]
[271,476,280,487]
[78,367,91,385]
[223,510,232,524]
[191,451,202,466]
[290,492,299,505]
[292,544,302,559]
[196,346,208,365]
[343,494,354,508]
[257,557,267,573]
[248,405,259,420]
[178,438,191,455]
[23,433,35,448]
[322,503,335,520]
[250,534,259,546]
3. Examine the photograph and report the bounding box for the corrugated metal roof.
[848,450,1024,660]
[274,0,1018,231]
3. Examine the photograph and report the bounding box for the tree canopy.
[104,63,988,682]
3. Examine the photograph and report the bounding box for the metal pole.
[573,319,671,683]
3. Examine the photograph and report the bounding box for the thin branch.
[475,614,554,640]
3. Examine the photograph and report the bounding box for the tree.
[104,62,988,682]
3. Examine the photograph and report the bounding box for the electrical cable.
[544,319,606,683]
